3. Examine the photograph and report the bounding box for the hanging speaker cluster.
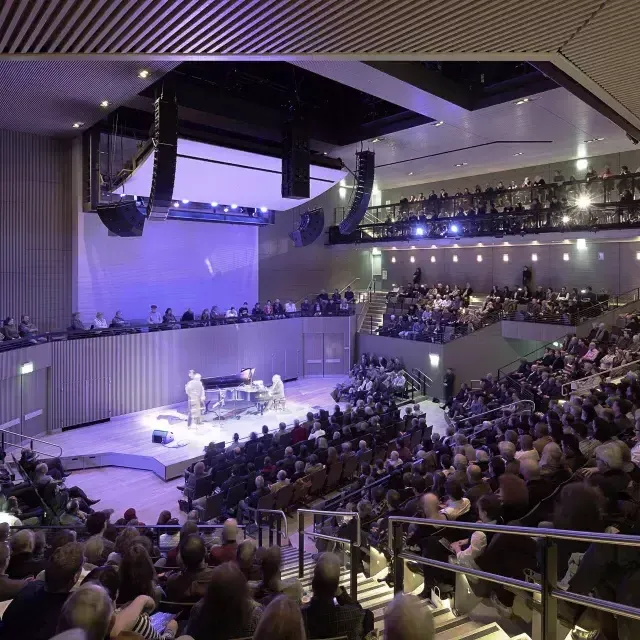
[289,207,325,247]
[96,200,146,237]
[338,150,375,235]
[146,86,178,221]
[281,118,310,199]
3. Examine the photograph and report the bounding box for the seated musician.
[268,374,285,408]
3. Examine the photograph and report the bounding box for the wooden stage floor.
[47,377,346,480]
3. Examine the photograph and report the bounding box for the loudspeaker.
[152,429,174,445]
[338,150,375,235]
[289,207,325,247]
[147,86,178,220]
[96,201,146,237]
[281,120,310,199]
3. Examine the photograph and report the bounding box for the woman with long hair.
[253,595,306,640]
[117,543,160,606]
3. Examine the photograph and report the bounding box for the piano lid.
[202,368,254,389]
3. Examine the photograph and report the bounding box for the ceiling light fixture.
[99,100,110,108]
[181,199,190,204]
[259,206,268,213]
[408,172,414,176]
[230,204,238,210]
[576,158,588,170]
[454,162,468,167]
[515,97,530,105]
[513,152,523,156]
[72,122,84,129]
[138,69,150,79]
[433,120,444,127]
[371,137,383,143]
[173,202,179,208]
[211,201,218,207]
[583,137,605,143]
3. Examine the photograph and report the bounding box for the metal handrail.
[451,399,535,426]
[561,357,640,396]
[298,508,361,600]
[0,427,63,458]
[254,508,288,539]
[387,516,640,636]
[339,277,361,294]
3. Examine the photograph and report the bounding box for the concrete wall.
[0,130,72,331]
[381,149,640,204]
[76,211,258,323]
[259,182,373,302]
[379,241,640,294]
[0,317,354,434]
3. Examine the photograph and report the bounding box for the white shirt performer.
[185,372,205,427]
[269,374,285,408]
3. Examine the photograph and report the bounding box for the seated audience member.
[92,312,108,329]
[236,539,261,582]
[68,312,84,331]
[441,479,471,519]
[263,300,274,318]
[284,299,297,314]
[300,298,311,316]
[55,583,115,640]
[253,595,306,640]
[0,541,29,601]
[225,306,238,319]
[238,302,251,322]
[238,475,270,523]
[19,314,42,340]
[147,305,162,325]
[273,299,285,319]
[7,529,46,579]
[270,470,290,494]
[253,546,303,605]
[209,518,239,566]
[162,308,180,329]
[186,562,264,640]
[2,317,20,340]
[383,594,435,640]
[302,553,367,640]
[200,308,211,324]
[110,310,127,328]
[166,534,215,602]
[2,542,85,640]
[464,464,491,508]
[117,543,162,607]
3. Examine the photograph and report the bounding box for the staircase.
[359,292,388,335]
[279,546,530,639]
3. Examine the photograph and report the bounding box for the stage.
[46,377,344,480]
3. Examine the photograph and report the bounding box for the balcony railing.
[0,308,356,354]
[329,201,640,244]
[334,172,640,227]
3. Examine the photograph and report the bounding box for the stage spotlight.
[173,202,179,208]
[231,204,238,210]
[416,227,425,236]
[576,195,592,209]
[562,215,570,223]
[259,206,268,213]
[181,199,190,204]
[223,207,229,213]
[450,224,459,234]
[211,201,218,207]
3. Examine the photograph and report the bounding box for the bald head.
[384,594,435,640]
[466,464,483,484]
[222,518,238,544]
[419,492,440,517]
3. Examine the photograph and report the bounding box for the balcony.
[330,173,640,244]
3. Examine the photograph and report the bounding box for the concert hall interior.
[4,6,640,639]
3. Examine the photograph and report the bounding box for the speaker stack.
[146,86,179,220]
[152,429,174,445]
[338,150,375,235]
[281,119,310,199]
[289,207,325,247]
[96,201,146,237]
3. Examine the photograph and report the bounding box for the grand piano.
[201,368,271,416]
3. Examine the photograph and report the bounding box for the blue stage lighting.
[450,224,459,234]
[416,227,424,236]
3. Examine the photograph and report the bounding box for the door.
[21,367,48,438]
[323,333,346,375]
[303,334,324,376]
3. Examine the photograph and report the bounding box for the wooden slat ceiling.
[0,0,639,125]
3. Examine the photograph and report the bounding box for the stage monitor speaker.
[338,150,375,235]
[289,207,325,247]
[147,86,178,220]
[152,429,174,445]
[96,201,146,237]
[281,120,310,199]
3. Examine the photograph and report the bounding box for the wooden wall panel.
[0,130,72,331]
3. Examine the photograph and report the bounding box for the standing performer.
[185,372,205,427]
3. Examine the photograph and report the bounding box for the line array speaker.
[96,201,146,237]
[289,207,325,247]
[338,150,375,235]
[147,86,178,220]
[281,119,310,199]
